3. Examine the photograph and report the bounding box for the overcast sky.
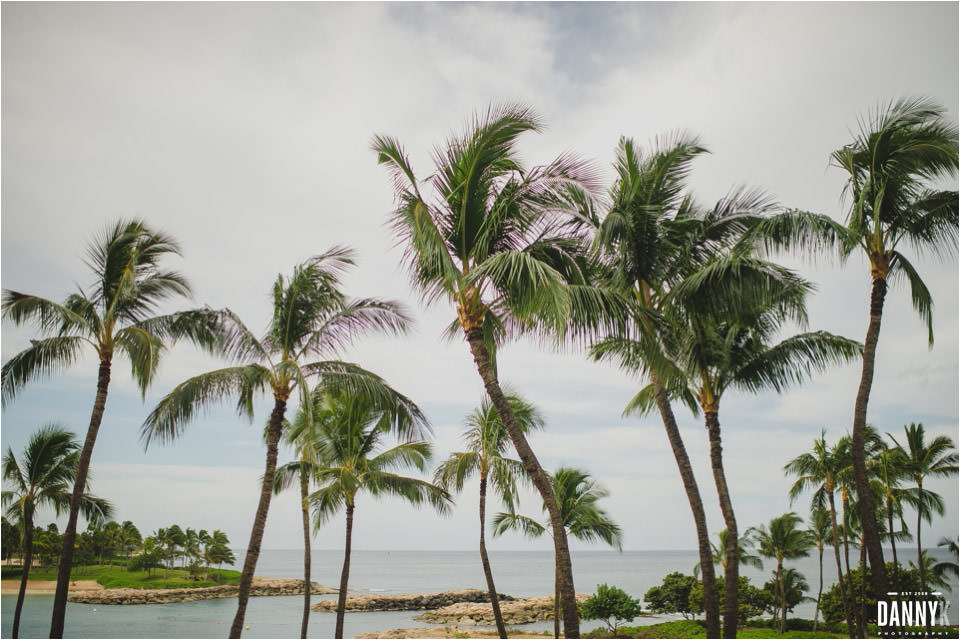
[1,2,957,557]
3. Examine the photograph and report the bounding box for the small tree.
[644,572,699,619]
[580,584,643,634]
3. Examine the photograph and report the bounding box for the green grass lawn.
[583,620,850,638]
[1,564,241,589]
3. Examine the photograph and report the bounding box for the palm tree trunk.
[857,535,867,639]
[299,465,311,639]
[12,517,35,639]
[778,560,786,634]
[335,503,355,639]
[916,478,926,593]
[705,410,738,638]
[828,492,857,638]
[852,277,889,599]
[650,376,720,639]
[814,545,823,632]
[50,356,111,639]
[464,327,579,638]
[228,397,287,639]
[841,494,852,578]
[886,498,899,581]
[554,564,561,640]
[478,474,507,638]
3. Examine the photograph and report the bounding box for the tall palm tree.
[645,252,858,636]
[752,512,811,634]
[590,134,847,638]
[2,425,112,638]
[873,442,915,584]
[0,219,222,637]
[304,389,450,639]
[807,507,832,632]
[141,248,411,638]
[588,133,721,637]
[493,466,622,638]
[434,393,543,638]
[831,98,958,594]
[276,379,426,639]
[784,432,857,636]
[889,422,958,594]
[373,104,608,638]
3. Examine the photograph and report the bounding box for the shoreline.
[1,577,336,604]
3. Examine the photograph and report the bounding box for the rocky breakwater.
[414,593,590,625]
[311,588,514,612]
[68,578,336,605]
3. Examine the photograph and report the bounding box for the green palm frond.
[2,335,90,405]
[730,331,862,395]
[1,291,95,336]
[491,509,547,539]
[140,365,273,446]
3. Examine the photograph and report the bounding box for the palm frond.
[2,336,90,405]
[140,364,273,446]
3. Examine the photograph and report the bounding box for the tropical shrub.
[580,583,645,633]
[689,575,773,628]
[818,563,926,626]
[644,572,699,619]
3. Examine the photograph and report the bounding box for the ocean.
[3,548,956,638]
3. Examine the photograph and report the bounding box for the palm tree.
[493,466,622,638]
[807,507,832,632]
[0,219,223,637]
[373,104,608,638]
[873,442,915,585]
[117,520,142,571]
[784,434,857,636]
[588,133,722,638]
[2,424,112,638]
[932,537,958,581]
[830,98,958,594]
[304,389,450,639]
[141,248,411,638]
[889,422,958,594]
[650,251,858,636]
[752,512,811,634]
[276,379,426,639]
[434,393,543,639]
[694,529,763,579]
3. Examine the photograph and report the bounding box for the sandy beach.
[1,579,103,595]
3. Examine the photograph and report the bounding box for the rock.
[67,578,336,605]
[414,593,590,625]
[310,588,514,612]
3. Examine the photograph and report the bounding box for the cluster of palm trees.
[1,97,956,640]
[786,422,958,636]
[140,525,234,579]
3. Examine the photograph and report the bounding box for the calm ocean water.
[3,548,956,638]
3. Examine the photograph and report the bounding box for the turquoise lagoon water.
[3,548,957,638]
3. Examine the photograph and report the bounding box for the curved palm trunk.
[478,474,508,638]
[828,492,857,638]
[50,357,111,638]
[852,277,889,599]
[916,478,926,593]
[651,376,720,638]
[12,516,35,639]
[705,410,738,638]
[813,544,823,632]
[300,465,312,639]
[334,503,355,639]
[229,397,287,638]
[465,327,580,638]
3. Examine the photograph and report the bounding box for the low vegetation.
[1,563,241,590]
